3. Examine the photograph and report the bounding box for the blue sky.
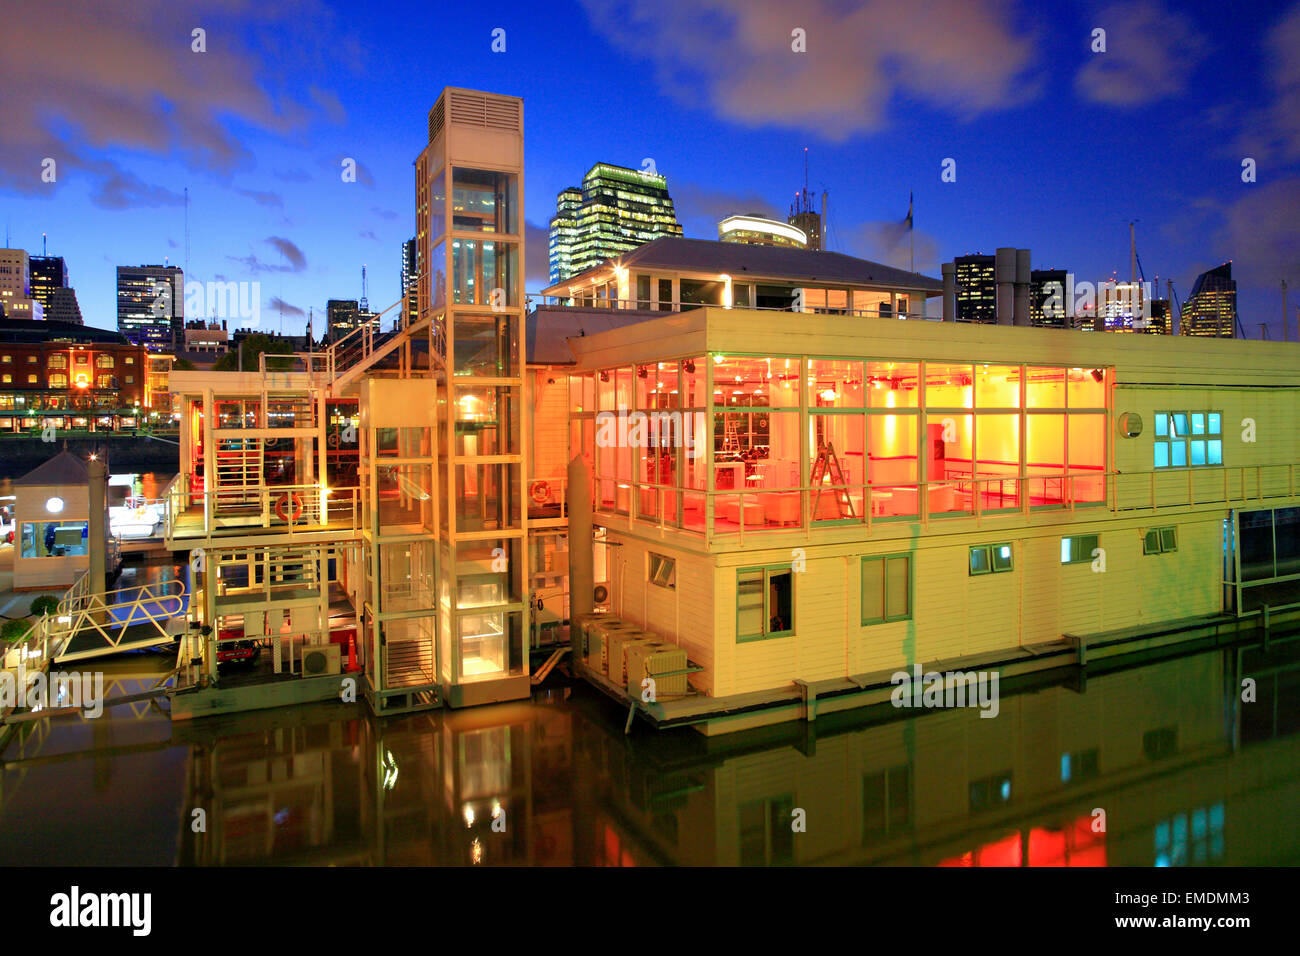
[1,0,1297,338]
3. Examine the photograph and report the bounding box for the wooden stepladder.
[811,442,855,518]
[722,416,741,454]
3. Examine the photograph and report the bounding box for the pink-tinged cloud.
[1074,1,1205,107]
[0,0,350,201]
[580,0,1038,139]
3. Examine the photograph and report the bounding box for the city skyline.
[0,0,1296,340]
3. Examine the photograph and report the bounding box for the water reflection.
[3,641,1300,866]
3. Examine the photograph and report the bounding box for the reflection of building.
[953,254,996,323]
[1180,262,1236,337]
[0,319,148,433]
[116,264,184,350]
[719,215,808,248]
[547,163,683,284]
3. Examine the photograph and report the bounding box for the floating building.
[53,86,1299,739]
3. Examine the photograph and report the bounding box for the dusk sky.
[1,0,1297,338]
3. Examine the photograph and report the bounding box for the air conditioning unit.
[301,643,341,677]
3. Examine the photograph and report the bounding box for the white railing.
[167,483,361,539]
[546,296,934,321]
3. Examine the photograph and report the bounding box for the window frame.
[648,552,676,590]
[737,564,795,642]
[1154,409,1222,470]
[1144,526,1178,555]
[1061,533,1100,565]
[970,542,1013,575]
[861,552,913,625]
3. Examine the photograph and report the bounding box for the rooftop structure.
[718,214,808,248]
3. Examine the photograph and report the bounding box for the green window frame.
[861,553,912,625]
[648,552,676,589]
[1154,410,1222,469]
[1143,527,1178,555]
[1061,533,1100,565]
[970,543,1013,575]
[737,566,794,641]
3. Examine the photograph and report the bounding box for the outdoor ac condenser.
[301,642,342,676]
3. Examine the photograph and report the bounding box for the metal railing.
[589,463,1300,543]
[545,296,935,321]
[47,576,187,662]
[165,481,361,539]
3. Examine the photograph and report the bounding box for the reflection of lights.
[491,800,503,819]
[381,748,398,791]
[471,838,484,865]
[463,805,476,828]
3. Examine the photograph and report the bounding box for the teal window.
[1154,409,1221,469]
[862,554,912,624]
[1061,534,1099,565]
[970,543,1013,575]
[738,566,793,641]
[1144,527,1178,555]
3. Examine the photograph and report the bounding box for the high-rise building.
[953,254,996,324]
[116,264,184,350]
[0,249,43,321]
[718,215,808,248]
[788,188,822,251]
[327,298,360,341]
[1180,263,1237,337]
[1029,268,1070,328]
[401,237,418,329]
[29,255,83,324]
[547,163,683,284]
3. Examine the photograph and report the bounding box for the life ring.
[275,492,305,522]
[530,480,550,505]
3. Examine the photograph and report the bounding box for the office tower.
[117,264,184,350]
[718,215,808,248]
[1180,263,1237,337]
[30,255,83,324]
[547,163,683,284]
[326,298,361,341]
[1030,268,1070,328]
[953,254,996,324]
[0,248,42,321]
[401,237,418,328]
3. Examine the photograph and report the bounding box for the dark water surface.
[1,639,1298,866]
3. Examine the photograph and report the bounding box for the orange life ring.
[530,480,550,505]
[275,492,304,522]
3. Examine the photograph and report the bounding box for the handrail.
[591,463,1300,539]
[544,296,934,321]
[167,483,361,539]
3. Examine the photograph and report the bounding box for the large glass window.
[451,167,517,234]
[452,312,518,377]
[450,239,518,307]
[454,385,519,456]
[20,520,89,558]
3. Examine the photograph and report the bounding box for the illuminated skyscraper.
[401,237,418,328]
[719,214,808,248]
[1180,263,1237,337]
[1030,268,1070,328]
[953,254,996,324]
[547,163,683,284]
[116,264,183,350]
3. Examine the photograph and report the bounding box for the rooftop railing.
[541,297,936,321]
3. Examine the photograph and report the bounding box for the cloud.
[525,221,550,284]
[1215,178,1300,289]
[228,236,307,274]
[370,206,399,221]
[1074,1,1205,107]
[269,296,305,318]
[1235,3,1300,165]
[360,230,379,241]
[848,219,940,275]
[672,182,782,233]
[579,0,1037,139]
[238,188,284,208]
[275,168,312,182]
[323,154,375,187]
[0,0,348,199]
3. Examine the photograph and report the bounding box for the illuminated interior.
[571,357,1109,533]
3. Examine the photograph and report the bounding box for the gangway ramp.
[48,577,189,664]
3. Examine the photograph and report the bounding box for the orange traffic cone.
[346,631,360,672]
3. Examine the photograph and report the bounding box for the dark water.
[1,640,1298,866]
[0,471,174,500]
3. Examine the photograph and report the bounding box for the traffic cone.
[346,630,360,672]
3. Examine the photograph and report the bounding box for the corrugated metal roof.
[541,236,943,295]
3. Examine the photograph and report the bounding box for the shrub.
[1,619,32,643]
[29,595,58,618]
